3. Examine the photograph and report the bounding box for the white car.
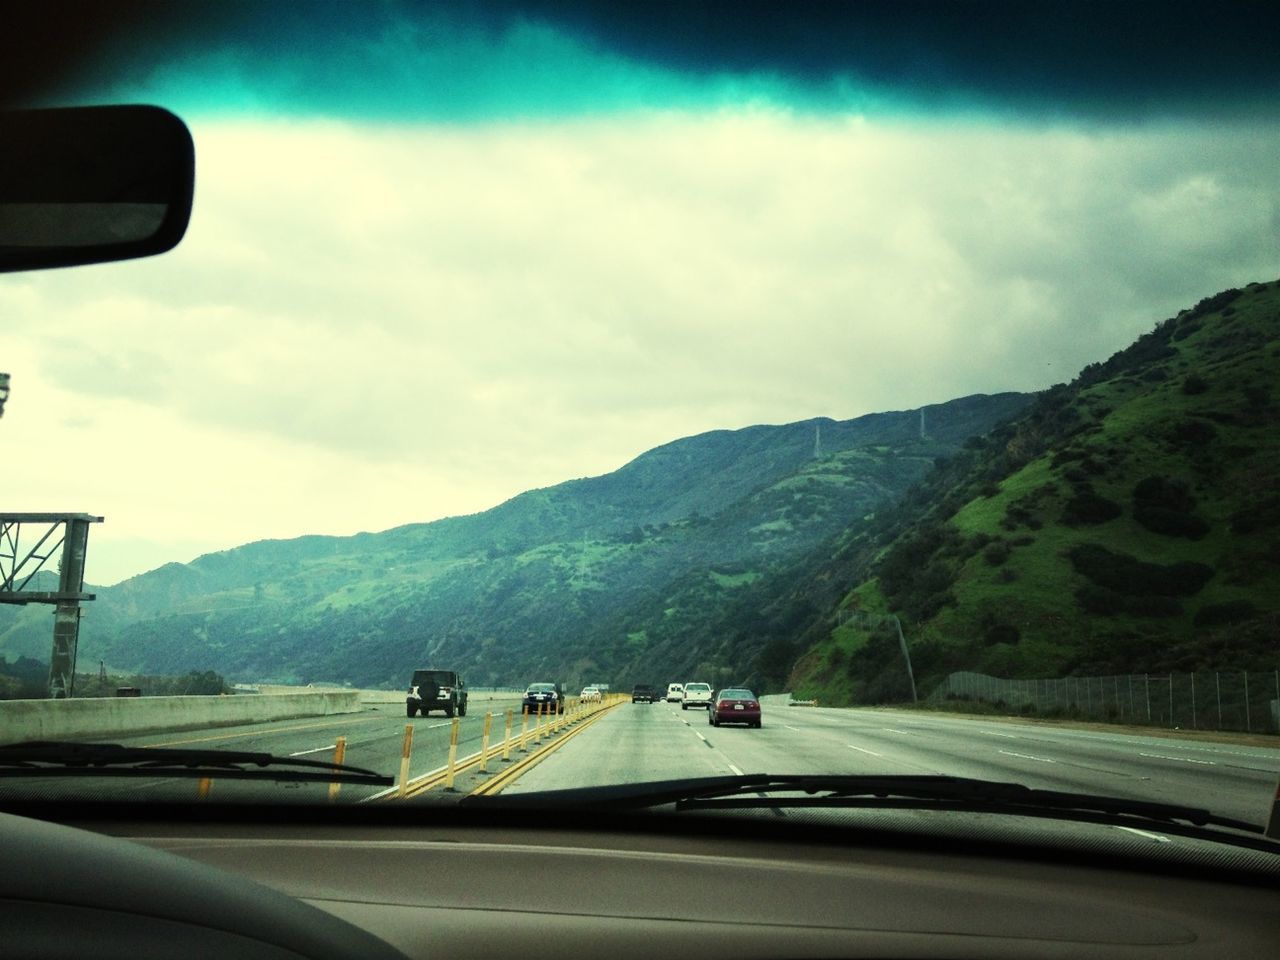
[682,682,712,710]
[665,683,684,703]
[580,686,602,702]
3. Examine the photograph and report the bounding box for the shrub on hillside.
[1067,543,1213,596]
[997,567,1018,583]
[983,541,1011,566]
[1229,495,1280,534]
[1131,475,1209,539]
[1133,505,1210,539]
[1075,585,1182,618]
[1186,287,1242,320]
[1171,320,1202,342]
[1060,489,1123,526]
[1181,374,1209,394]
[1170,418,1217,447]
[983,622,1021,646]
[1193,600,1259,627]
[1242,384,1271,409]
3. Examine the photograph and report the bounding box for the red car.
[708,688,762,728]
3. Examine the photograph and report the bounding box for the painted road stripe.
[1139,753,1215,765]
[784,725,802,732]
[999,749,1055,763]
[882,728,912,735]
[848,745,884,758]
[980,731,1018,739]
[695,731,708,743]
[728,763,745,775]
[289,744,337,757]
[145,714,384,748]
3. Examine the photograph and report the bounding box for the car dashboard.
[5,803,1278,960]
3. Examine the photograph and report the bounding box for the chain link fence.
[930,670,1280,734]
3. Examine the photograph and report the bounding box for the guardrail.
[0,690,363,742]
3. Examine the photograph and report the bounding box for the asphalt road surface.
[4,696,528,805]
[501,696,1280,826]
[6,695,1277,824]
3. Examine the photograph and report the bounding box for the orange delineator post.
[480,712,493,772]
[444,716,461,789]
[397,724,414,798]
[328,735,347,802]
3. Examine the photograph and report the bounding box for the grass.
[710,570,762,588]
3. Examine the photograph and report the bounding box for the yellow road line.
[467,701,618,798]
[144,713,385,748]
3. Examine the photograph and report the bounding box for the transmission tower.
[0,513,103,698]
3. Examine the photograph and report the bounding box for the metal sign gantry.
[0,513,103,698]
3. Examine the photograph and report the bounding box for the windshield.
[1,1,1278,837]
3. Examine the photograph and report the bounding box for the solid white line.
[728,763,745,776]
[289,744,337,757]
[1139,753,1215,765]
[998,749,1055,763]
[979,731,1018,739]
[882,728,912,735]
[848,745,884,758]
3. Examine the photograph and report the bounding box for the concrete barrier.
[0,691,363,743]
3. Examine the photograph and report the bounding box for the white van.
[665,683,684,703]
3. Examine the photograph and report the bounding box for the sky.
[4,2,1280,585]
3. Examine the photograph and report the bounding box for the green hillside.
[0,394,1028,691]
[789,280,1280,705]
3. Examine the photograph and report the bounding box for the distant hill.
[786,280,1280,705]
[1,394,1029,690]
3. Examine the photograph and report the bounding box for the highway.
[501,696,1280,827]
[6,694,1278,825]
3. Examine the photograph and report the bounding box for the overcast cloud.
[4,107,1278,584]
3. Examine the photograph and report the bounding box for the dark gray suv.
[407,669,468,718]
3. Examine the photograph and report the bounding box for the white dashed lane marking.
[289,744,337,757]
[848,745,884,758]
[999,749,1056,763]
[1139,753,1215,765]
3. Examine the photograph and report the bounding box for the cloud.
[5,109,1277,581]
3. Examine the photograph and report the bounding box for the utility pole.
[889,614,919,703]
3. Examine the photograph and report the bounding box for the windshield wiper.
[466,773,1266,835]
[0,741,393,786]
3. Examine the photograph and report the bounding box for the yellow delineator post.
[518,708,530,752]
[444,716,461,789]
[537,702,546,741]
[328,735,347,803]
[397,724,414,798]
[480,712,493,773]
[502,709,514,762]
[196,776,212,800]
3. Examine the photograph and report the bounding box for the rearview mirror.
[0,105,194,272]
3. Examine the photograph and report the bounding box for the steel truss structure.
[0,513,103,698]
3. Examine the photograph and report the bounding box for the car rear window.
[413,671,456,686]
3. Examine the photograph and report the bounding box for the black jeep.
[406,669,468,718]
